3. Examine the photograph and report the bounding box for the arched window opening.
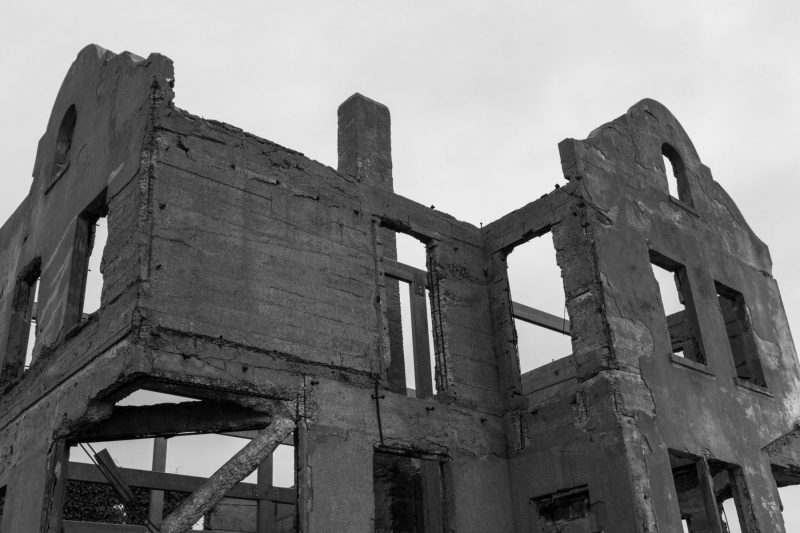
[52,105,77,180]
[662,143,691,205]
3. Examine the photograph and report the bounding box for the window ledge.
[668,195,699,217]
[669,353,715,376]
[734,377,773,398]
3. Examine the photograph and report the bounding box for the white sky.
[2,0,799,528]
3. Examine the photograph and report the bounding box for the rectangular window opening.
[82,215,107,316]
[668,451,749,533]
[715,282,766,388]
[506,230,571,376]
[650,252,706,364]
[67,191,108,326]
[25,277,41,370]
[373,449,445,533]
[382,230,437,399]
[3,259,41,380]
[0,484,6,521]
[532,486,596,532]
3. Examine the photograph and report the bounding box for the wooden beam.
[72,400,272,442]
[94,449,136,505]
[67,462,295,504]
[696,457,725,533]
[63,523,237,533]
[63,521,146,532]
[160,417,296,533]
[382,257,427,286]
[218,430,294,446]
[511,301,570,334]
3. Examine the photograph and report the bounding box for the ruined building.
[0,44,798,532]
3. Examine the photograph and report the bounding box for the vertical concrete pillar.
[338,94,406,391]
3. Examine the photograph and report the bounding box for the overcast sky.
[1,1,798,529]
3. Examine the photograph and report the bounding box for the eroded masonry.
[0,44,798,533]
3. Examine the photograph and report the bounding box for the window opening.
[662,143,690,205]
[83,215,107,316]
[532,486,596,532]
[64,388,297,530]
[3,258,41,380]
[373,449,445,532]
[51,104,77,181]
[382,230,436,399]
[506,231,571,375]
[24,277,41,370]
[67,191,108,325]
[715,282,766,388]
[66,429,296,530]
[668,451,750,533]
[650,252,705,364]
[0,485,6,521]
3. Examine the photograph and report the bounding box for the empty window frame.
[662,143,692,205]
[532,486,597,532]
[650,251,706,364]
[668,451,751,533]
[381,230,436,399]
[715,282,766,388]
[66,191,108,325]
[506,230,571,375]
[373,449,446,533]
[3,258,41,379]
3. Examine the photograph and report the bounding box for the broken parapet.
[0,44,798,532]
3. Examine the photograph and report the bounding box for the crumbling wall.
[0,45,799,533]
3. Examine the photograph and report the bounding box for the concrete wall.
[0,46,797,532]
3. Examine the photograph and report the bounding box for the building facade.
[0,44,798,532]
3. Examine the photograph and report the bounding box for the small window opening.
[382,230,436,399]
[650,252,706,364]
[662,143,690,205]
[24,277,41,370]
[532,486,596,532]
[715,282,766,388]
[772,465,800,531]
[83,215,108,316]
[0,484,6,521]
[373,449,445,532]
[506,231,571,375]
[668,451,750,533]
[68,192,108,325]
[51,105,77,181]
[3,258,41,380]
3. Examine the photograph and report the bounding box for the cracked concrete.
[0,45,798,532]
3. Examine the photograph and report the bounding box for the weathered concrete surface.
[0,45,798,532]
